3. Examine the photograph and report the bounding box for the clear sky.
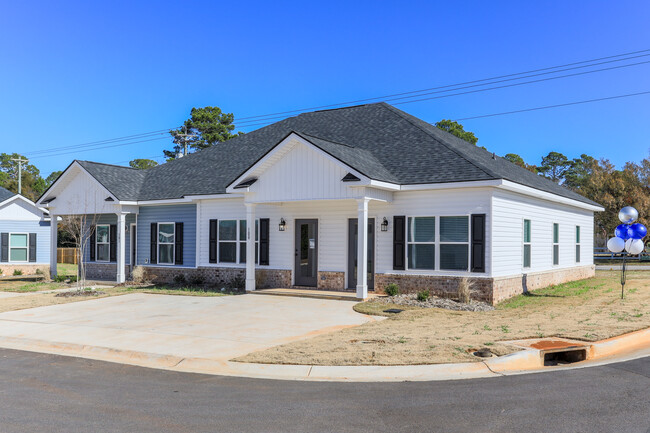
[1,1,649,177]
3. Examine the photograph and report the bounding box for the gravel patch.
[373,293,494,312]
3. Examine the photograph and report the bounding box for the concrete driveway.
[0,293,376,362]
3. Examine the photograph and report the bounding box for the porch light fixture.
[279,218,286,231]
[381,217,388,232]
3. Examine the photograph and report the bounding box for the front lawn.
[235,270,650,366]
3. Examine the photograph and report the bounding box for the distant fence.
[57,248,79,264]
[594,247,650,262]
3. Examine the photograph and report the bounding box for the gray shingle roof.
[66,103,599,207]
[0,186,16,202]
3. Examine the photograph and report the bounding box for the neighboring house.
[37,103,603,304]
[0,186,51,276]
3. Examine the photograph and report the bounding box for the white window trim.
[575,225,581,264]
[8,232,29,263]
[217,219,259,265]
[523,219,531,269]
[406,216,436,271]
[96,224,110,263]
[439,215,470,272]
[157,222,175,266]
[238,219,259,265]
[552,222,559,266]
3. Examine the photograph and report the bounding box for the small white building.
[38,103,602,303]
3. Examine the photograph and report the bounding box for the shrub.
[385,283,399,297]
[68,275,78,283]
[131,266,146,284]
[35,268,43,275]
[416,290,430,302]
[54,275,67,283]
[457,278,478,304]
[229,275,245,290]
[173,274,187,285]
[188,274,205,286]
[13,269,23,276]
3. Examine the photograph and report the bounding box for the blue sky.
[1,1,649,177]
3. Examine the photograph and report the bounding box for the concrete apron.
[0,326,647,382]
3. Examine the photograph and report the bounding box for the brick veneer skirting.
[135,266,291,289]
[0,264,50,277]
[316,271,346,291]
[375,265,596,305]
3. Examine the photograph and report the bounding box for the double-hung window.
[218,220,238,263]
[575,226,581,263]
[523,219,531,268]
[407,217,435,270]
[158,223,175,265]
[552,223,559,265]
[239,220,259,264]
[96,225,110,262]
[9,234,28,262]
[440,216,469,270]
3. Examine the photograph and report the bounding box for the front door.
[294,219,318,286]
[348,218,375,290]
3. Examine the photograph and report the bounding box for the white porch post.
[49,213,58,279]
[245,203,256,291]
[356,198,370,299]
[116,212,126,283]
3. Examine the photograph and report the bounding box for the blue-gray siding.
[0,220,51,264]
[83,214,136,264]
[136,205,196,267]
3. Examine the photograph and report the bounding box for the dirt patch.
[529,340,586,350]
[235,271,650,366]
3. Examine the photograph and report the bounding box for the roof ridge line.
[78,160,142,171]
[379,104,499,179]
[297,131,356,148]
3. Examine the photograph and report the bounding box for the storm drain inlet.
[542,348,587,366]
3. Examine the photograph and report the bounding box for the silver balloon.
[618,206,639,224]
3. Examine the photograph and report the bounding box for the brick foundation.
[375,265,596,305]
[316,271,346,291]
[84,263,117,280]
[134,266,291,289]
[0,264,50,277]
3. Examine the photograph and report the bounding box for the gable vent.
[341,173,361,182]
[105,197,115,202]
[234,178,258,189]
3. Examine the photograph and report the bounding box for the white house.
[37,103,602,303]
[0,186,51,276]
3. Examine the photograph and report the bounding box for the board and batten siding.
[198,188,492,280]
[491,189,594,277]
[136,204,196,267]
[82,214,136,264]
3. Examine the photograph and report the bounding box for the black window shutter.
[393,216,406,270]
[109,224,117,262]
[471,214,486,272]
[259,218,270,266]
[89,229,96,262]
[209,219,218,263]
[150,223,157,264]
[0,233,8,263]
[175,222,183,265]
[29,233,37,262]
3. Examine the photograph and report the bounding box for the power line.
[453,90,650,121]
[28,136,171,160]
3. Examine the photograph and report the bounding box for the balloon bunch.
[607,206,646,254]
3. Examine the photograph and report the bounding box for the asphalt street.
[0,349,648,433]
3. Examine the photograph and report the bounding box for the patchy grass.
[236,271,650,366]
[120,285,238,297]
[0,280,64,293]
[57,263,78,276]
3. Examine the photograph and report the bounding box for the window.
[440,216,469,270]
[96,225,110,262]
[575,225,581,263]
[553,223,559,265]
[9,234,28,262]
[239,220,259,264]
[218,220,238,263]
[523,219,531,268]
[407,217,435,270]
[158,223,175,265]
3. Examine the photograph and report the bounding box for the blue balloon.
[615,224,631,239]
[630,223,647,239]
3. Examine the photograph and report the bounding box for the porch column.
[245,203,256,291]
[49,213,58,279]
[356,198,370,299]
[116,212,126,283]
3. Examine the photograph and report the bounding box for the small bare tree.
[59,214,98,292]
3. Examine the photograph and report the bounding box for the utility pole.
[175,125,197,158]
[10,157,28,195]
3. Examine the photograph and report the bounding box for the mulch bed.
[372,293,494,312]
[55,290,106,298]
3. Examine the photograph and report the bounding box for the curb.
[0,329,647,382]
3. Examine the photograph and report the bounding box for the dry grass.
[236,271,650,366]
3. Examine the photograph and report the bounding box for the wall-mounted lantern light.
[381,217,389,232]
[279,218,286,232]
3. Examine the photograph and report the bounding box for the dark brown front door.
[348,218,374,290]
[295,219,318,286]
